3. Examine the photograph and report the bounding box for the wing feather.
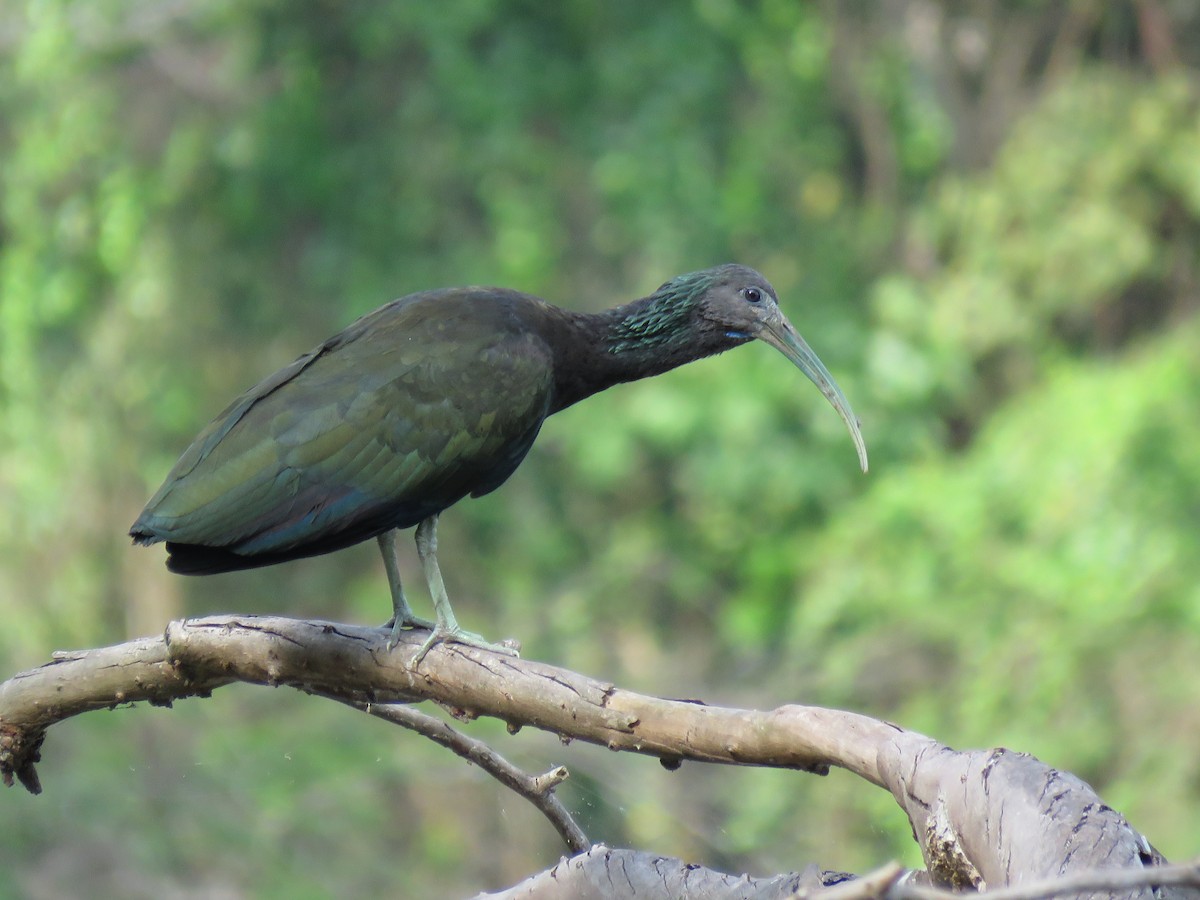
[132,290,555,561]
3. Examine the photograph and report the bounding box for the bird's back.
[131,288,558,573]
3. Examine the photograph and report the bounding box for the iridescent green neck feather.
[546,267,746,413]
[605,269,720,355]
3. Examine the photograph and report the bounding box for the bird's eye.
[742,287,762,303]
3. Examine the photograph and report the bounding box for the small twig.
[797,859,1200,900]
[894,858,1200,900]
[337,697,588,853]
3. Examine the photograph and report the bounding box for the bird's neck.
[546,295,731,413]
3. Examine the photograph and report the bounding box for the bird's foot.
[409,624,520,668]
[382,612,438,650]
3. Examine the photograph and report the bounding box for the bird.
[130,264,868,662]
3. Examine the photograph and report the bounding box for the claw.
[382,612,438,650]
[409,624,520,668]
[376,518,520,663]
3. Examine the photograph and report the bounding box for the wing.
[131,290,555,560]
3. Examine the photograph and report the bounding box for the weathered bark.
[0,615,1191,898]
[482,854,1200,900]
[475,845,846,900]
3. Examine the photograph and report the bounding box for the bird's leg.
[410,513,518,665]
[377,529,435,649]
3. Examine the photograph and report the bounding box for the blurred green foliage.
[2,1,1198,896]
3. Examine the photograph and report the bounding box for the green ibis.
[131,264,868,660]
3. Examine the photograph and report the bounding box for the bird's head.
[676,263,869,473]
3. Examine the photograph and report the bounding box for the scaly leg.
[377,529,435,649]
[410,513,518,665]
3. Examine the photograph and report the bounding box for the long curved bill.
[756,317,869,473]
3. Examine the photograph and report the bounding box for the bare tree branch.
[892,858,1200,900]
[477,843,840,899]
[335,697,588,852]
[0,614,1186,897]
[0,615,893,792]
[481,854,1200,900]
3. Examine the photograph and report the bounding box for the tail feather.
[154,527,390,575]
[129,502,437,575]
[162,542,281,575]
[129,522,335,574]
